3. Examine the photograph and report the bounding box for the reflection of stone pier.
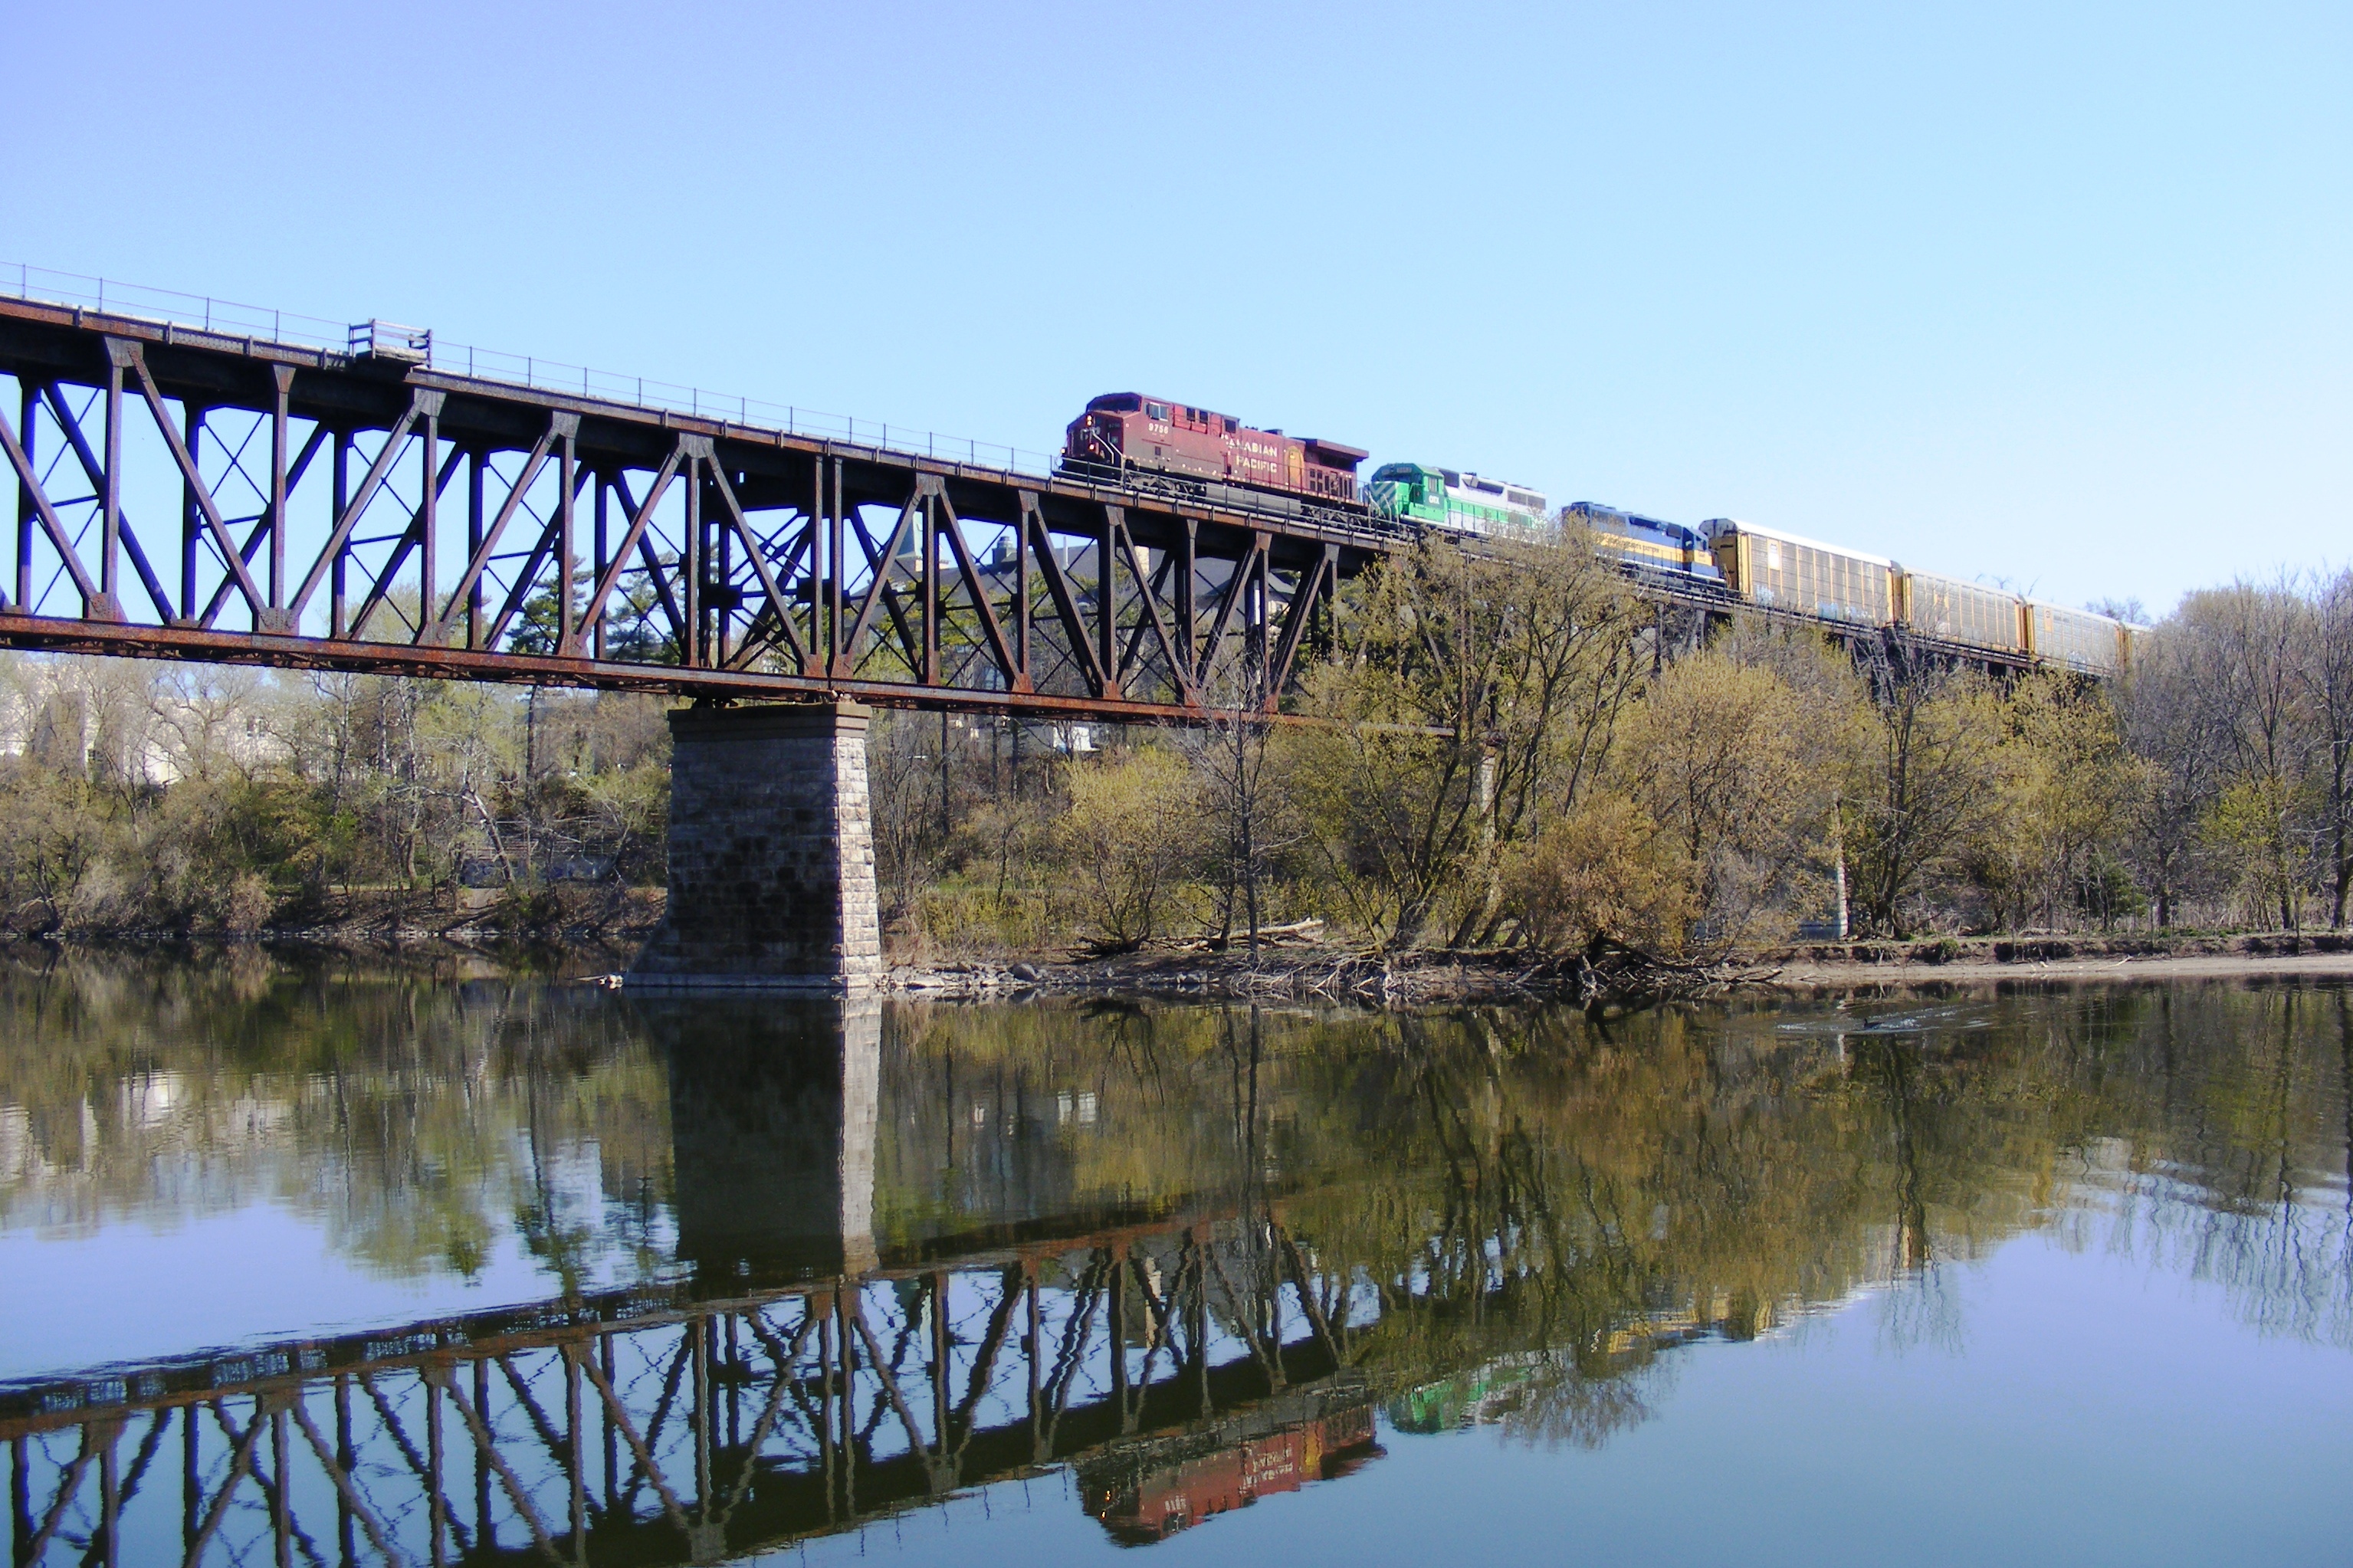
[655,996,881,1280]
[627,701,883,993]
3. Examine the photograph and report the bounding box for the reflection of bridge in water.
[15,976,2335,1564]
[2,1217,1376,1565]
[2,1002,1387,1566]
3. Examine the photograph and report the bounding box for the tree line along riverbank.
[0,526,2348,971]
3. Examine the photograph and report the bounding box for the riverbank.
[12,919,2351,1002]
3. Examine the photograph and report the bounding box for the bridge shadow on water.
[3,966,2349,1565]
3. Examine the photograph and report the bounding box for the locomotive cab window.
[1145,402,1170,422]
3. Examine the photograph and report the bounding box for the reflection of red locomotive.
[1084,1402,1381,1545]
[1063,393,1369,505]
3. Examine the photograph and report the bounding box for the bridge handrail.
[1,260,1066,480]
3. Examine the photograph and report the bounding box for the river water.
[2,953,2348,1566]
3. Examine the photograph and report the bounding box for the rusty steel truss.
[0,297,1400,723]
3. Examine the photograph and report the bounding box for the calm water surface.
[2,953,2348,1566]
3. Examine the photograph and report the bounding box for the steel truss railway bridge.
[0,271,2015,988]
[0,276,1860,729]
[0,287,1407,724]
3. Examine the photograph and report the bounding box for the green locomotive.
[1364,464,1548,537]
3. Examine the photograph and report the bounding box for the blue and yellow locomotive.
[1563,502,1725,587]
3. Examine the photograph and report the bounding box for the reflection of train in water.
[1081,1399,1381,1544]
[1058,393,2139,675]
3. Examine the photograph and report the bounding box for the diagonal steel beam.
[1204,1242,1283,1388]
[934,490,1022,692]
[356,1374,474,1557]
[0,399,114,618]
[21,1429,97,1565]
[34,382,163,620]
[197,423,327,630]
[119,343,267,624]
[345,445,464,641]
[431,415,572,646]
[1265,545,1337,707]
[721,1310,822,1518]
[1039,1261,1104,1451]
[621,1331,696,1517]
[1201,535,1265,672]
[577,1344,694,1535]
[440,1370,565,1564]
[289,389,438,625]
[838,484,921,679]
[180,1401,267,1568]
[1276,1228,1345,1360]
[1023,494,1108,697]
[1115,515,1190,704]
[286,1401,406,1567]
[493,1355,574,1491]
[632,530,688,657]
[206,1396,327,1568]
[843,505,923,678]
[576,440,688,646]
[846,1304,935,1482]
[946,1268,1024,1458]
[481,462,597,653]
[704,460,808,670]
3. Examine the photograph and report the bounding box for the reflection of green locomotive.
[1387,1358,1537,1434]
[1365,464,1548,537]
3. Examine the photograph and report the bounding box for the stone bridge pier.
[627,700,884,994]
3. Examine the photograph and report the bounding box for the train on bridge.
[0,265,2139,723]
[1062,392,2141,674]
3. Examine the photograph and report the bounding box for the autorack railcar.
[1897,569,2027,655]
[1705,519,1895,627]
[2023,600,2131,674]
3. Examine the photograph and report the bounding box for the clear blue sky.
[5,1,2344,617]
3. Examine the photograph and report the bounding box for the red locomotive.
[1064,393,1368,505]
